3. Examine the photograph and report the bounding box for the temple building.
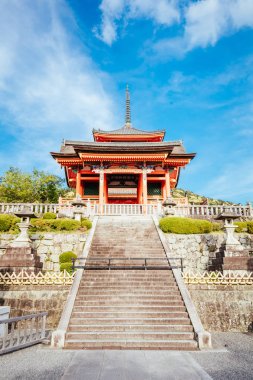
[51,87,195,205]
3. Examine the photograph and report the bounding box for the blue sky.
[0,0,253,203]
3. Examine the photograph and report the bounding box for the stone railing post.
[86,199,91,216]
[156,200,162,216]
[247,202,253,218]
[0,306,10,338]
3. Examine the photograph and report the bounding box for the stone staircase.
[64,216,198,350]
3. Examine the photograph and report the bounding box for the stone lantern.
[216,206,252,274]
[0,207,42,273]
[162,197,176,216]
[11,206,37,248]
[216,206,241,247]
[71,195,86,221]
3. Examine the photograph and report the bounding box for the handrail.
[0,311,48,355]
[0,312,47,325]
[72,257,184,271]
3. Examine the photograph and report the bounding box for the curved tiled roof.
[92,126,165,135]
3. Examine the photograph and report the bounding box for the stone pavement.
[0,333,252,380]
[62,350,212,380]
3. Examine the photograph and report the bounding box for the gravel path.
[191,332,253,380]
[0,346,74,380]
[0,333,252,380]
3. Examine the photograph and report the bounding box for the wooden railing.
[0,202,252,218]
[0,312,47,355]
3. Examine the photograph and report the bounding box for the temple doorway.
[107,174,138,204]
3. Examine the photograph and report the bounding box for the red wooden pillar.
[76,171,82,197]
[99,169,104,209]
[137,173,143,204]
[104,173,108,203]
[142,169,148,205]
[165,171,171,198]
[162,180,166,201]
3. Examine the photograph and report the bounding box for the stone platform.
[0,247,42,273]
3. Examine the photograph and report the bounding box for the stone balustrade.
[0,202,252,217]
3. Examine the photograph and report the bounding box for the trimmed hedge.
[235,221,248,233]
[159,217,218,234]
[43,212,57,219]
[0,214,20,232]
[81,218,92,230]
[30,218,81,232]
[60,262,73,273]
[247,221,253,234]
[59,251,77,274]
[235,221,253,234]
[59,251,77,264]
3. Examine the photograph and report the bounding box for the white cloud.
[95,0,180,45]
[153,0,253,58]
[185,0,253,50]
[201,159,253,201]
[0,0,117,173]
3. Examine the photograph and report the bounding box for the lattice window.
[147,182,161,196]
[84,181,99,196]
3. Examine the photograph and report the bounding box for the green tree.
[0,167,67,203]
[31,170,66,203]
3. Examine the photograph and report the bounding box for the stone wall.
[0,285,69,329]
[0,232,87,271]
[188,284,253,332]
[165,233,253,272]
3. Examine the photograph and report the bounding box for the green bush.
[81,218,92,230]
[43,212,57,219]
[159,217,213,234]
[30,219,52,232]
[211,222,222,232]
[31,218,81,232]
[235,221,248,233]
[51,219,81,231]
[247,221,253,234]
[60,262,74,273]
[0,214,20,232]
[59,251,77,264]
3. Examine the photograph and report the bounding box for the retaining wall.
[188,284,253,332]
[0,285,69,329]
[0,233,87,271]
[165,233,253,272]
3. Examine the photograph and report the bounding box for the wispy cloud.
[0,0,117,173]
[94,0,180,45]
[200,159,253,201]
[154,0,253,58]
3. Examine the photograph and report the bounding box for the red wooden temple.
[51,87,195,205]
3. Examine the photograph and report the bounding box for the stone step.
[65,331,195,340]
[83,269,172,274]
[78,285,178,290]
[80,275,176,282]
[67,324,193,332]
[80,279,177,284]
[64,216,196,350]
[76,291,181,297]
[72,306,186,313]
[71,311,188,318]
[64,339,198,350]
[69,317,191,325]
[74,300,184,306]
[75,295,183,302]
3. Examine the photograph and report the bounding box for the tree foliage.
[0,167,67,203]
